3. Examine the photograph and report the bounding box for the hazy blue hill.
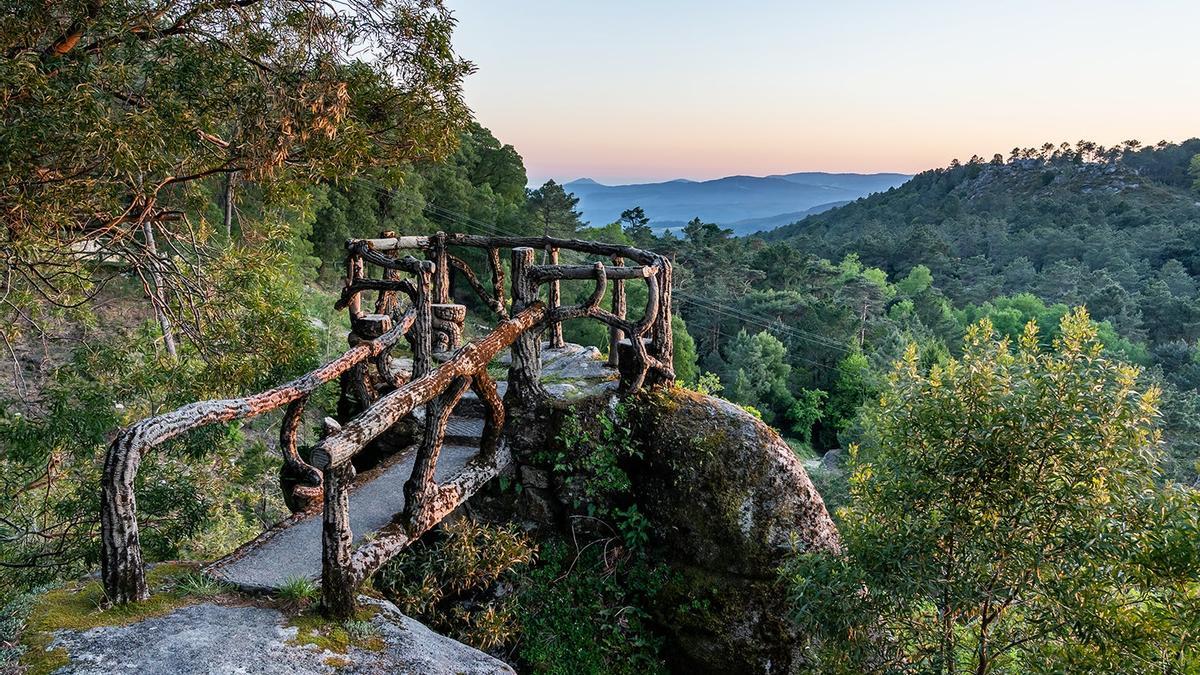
[769,171,913,193]
[563,172,909,231]
[730,201,850,234]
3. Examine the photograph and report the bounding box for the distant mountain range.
[563,172,911,235]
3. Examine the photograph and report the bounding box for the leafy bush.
[785,309,1200,673]
[374,519,534,652]
[543,406,641,509]
[514,539,668,674]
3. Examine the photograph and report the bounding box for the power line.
[676,292,851,353]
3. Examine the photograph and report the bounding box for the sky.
[449,0,1200,186]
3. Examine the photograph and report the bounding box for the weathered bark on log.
[279,396,322,514]
[546,247,564,349]
[311,302,546,470]
[429,230,451,348]
[100,320,409,605]
[505,248,546,407]
[335,278,416,311]
[347,243,431,275]
[447,254,506,318]
[429,231,450,305]
[441,233,663,267]
[361,235,430,251]
[649,258,676,386]
[609,255,627,367]
[529,264,654,281]
[470,368,504,462]
[344,442,513,591]
[431,303,466,351]
[402,376,471,530]
[487,247,508,319]
[408,266,433,380]
[374,231,400,317]
[344,252,365,322]
[321,419,357,618]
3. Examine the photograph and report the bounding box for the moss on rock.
[18,562,207,674]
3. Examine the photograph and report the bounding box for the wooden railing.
[98,233,673,614]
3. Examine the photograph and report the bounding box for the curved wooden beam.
[311,302,547,470]
[99,313,413,605]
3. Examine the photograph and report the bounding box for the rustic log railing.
[99,232,673,616]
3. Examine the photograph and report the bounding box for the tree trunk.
[100,432,149,605]
[141,220,177,359]
[320,416,356,619]
[222,173,235,237]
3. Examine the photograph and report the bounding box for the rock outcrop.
[34,596,510,675]
[627,388,840,673]
[502,385,841,674]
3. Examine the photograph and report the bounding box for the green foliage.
[277,576,320,604]
[0,269,320,596]
[671,314,700,386]
[722,329,798,427]
[375,519,534,652]
[545,406,641,509]
[288,606,385,653]
[785,309,1200,673]
[172,573,231,599]
[785,388,826,443]
[527,180,585,237]
[693,371,724,396]
[1,0,472,323]
[1190,153,1200,191]
[514,539,668,674]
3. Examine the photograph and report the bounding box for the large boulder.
[626,387,841,673]
[31,596,511,675]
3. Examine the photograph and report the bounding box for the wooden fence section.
[99,233,674,616]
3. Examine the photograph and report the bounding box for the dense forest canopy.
[1,0,472,349]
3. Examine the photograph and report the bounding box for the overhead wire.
[346,175,856,363]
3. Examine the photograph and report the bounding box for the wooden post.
[506,247,545,405]
[320,418,357,619]
[100,433,150,605]
[409,263,433,380]
[547,246,564,349]
[649,257,674,386]
[607,254,627,367]
[429,232,450,351]
[403,376,470,531]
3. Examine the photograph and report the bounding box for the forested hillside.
[629,140,1200,483]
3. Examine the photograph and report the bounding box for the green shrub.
[515,539,668,674]
[277,576,319,604]
[374,519,534,651]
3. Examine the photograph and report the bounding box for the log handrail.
[99,309,417,605]
[101,231,675,617]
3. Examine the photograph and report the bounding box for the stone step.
[208,443,500,591]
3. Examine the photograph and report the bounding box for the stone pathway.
[207,341,616,591]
